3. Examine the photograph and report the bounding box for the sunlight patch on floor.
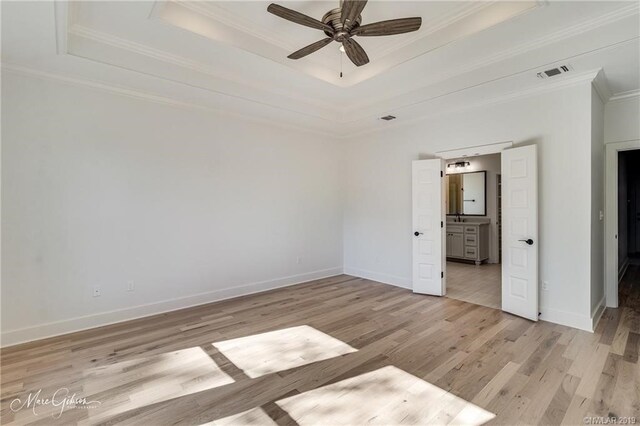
[207,407,277,425]
[212,325,357,378]
[276,365,496,425]
[82,347,234,423]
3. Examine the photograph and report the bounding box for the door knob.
[518,239,534,245]
[414,231,423,236]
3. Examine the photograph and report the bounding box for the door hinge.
[440,171,443,177]
[441,221,443,228]
[441,272,444,279]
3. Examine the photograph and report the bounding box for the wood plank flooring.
[445,262,501,310]
[1,272,639,425]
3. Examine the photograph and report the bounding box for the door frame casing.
[604,139,640,308]
[429,141,528,312]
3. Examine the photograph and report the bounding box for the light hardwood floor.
[445,262,501,310]
[1,272,639,425]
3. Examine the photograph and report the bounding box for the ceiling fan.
[267,0,422,67]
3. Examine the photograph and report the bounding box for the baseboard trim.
[591,295,606,332]
[0,267,343,348]
[346,267,602,333]
[539,306,594,332]
[344,267,412,290]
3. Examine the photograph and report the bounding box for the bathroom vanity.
[446,221,490,265]
[445,169,492,264]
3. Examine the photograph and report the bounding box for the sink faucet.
[456,213,461,223]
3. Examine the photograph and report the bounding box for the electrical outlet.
[127,280,134,292]
[542,281,549,291]
[93,286,101,297]
[599,210,604,221]
[296,257,302,264]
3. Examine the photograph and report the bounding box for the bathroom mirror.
[446,171,486,216]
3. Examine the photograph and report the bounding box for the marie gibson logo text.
[10,388,101,419]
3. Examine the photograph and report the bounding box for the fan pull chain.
[340,51,343,78]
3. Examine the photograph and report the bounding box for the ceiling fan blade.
[352,17,422,37]
[342,38,369,67]
[341,0,368,30]
[288,38,334,59]
[267,4,333,33]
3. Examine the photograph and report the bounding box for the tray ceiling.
[150,1,539,86]
[1,1,639,136]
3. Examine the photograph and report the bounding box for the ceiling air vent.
[537,64,572,79]
[380,115,396,121]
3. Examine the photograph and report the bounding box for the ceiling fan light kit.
[267,0,422,68]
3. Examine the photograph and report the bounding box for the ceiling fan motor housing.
[267,1,422,67]
[322,8,362,38]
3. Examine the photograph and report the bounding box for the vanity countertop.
[446,218,490,225]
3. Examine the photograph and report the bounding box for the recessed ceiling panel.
[152,0,541,86]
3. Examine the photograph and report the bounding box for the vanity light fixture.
[447,161,470,169]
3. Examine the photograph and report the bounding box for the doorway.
[604,140,640,308]
[616,149,640,308]
[412,143,539,321]
[444,153,502,310]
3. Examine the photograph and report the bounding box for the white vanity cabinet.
[445,224,465,258]
[446,222,489,265]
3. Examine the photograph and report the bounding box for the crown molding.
[153,0,342,86]
[592,69,612,104]
[2,64,335,139]
[449,2,638,79]
[343,69,601,139]
[59,0,625,122]
[491,1,639,62]
[178,1,494,64]
[67,25,338,115]
[349,2,639,113]
[150,0,541,88]
[175,1,300,53]
[368,1,493,59]
[609,89,640,102]
[54,1,72,54]
[3,62,627,143]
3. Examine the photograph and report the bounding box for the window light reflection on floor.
[81,347,234,424]
[276,365,496,425]
[205,407,277,425]
[212,325,357,378]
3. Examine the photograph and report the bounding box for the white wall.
[1,72,344,346]
[4,71,631,345]
[445,154,501,263]
[590,86,605,320]
[344,83,597,330]
[604,96,640,143]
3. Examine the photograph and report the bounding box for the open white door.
[501,145,538,321]
[412,159,445,295]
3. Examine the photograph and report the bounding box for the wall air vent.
[537,64,572,79]
[380,115,396,121]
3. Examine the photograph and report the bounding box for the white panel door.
[501,145,538,321]
[412,159,445,295]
